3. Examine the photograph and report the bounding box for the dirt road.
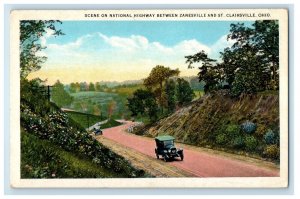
[97,121,279,177]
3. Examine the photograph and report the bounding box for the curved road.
[101,121,279,177]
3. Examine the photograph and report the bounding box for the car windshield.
[164,140,174,147]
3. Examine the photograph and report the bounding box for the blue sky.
[30,20,255,84]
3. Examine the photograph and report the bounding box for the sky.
[28,20,254,85]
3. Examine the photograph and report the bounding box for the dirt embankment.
[143,90,279,160]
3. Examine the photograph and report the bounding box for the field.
[67,91,130,119]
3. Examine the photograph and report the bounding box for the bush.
[244,136,258,151]
[232,136,245,149]
[241,121,256,134]
[264,129,276,144]
[263,144,279,159]
[21,98,147,178]
[255,124,268,137]
[226,124,240,135]
[216,133,227,145]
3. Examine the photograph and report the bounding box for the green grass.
[100,118,122,129]
[66,111,105,128]
[21,131,125,178]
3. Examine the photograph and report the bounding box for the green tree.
[95,82,101,91]
[176,78,195,106]
[107,100,116,118]
[20,20,63,78]
[225,21,277,95]
[144,65,179,111]
[185,51,221,93]
[69,83,77,93]
[89,82,95,91]
[51,80,73,107]
[164,79,176,113]
[127,89,158,122]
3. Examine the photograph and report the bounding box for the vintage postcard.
[10,9,288,188]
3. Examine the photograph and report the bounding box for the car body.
[154,135,184,161]
[93,127,103,135]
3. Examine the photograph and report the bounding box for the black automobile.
[93,127,103,135]
[154,135,184,162]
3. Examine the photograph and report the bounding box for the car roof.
[155,135,175,141]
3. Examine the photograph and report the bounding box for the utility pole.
[47,85,51,102]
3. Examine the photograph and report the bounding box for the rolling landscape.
[20,19,280,178]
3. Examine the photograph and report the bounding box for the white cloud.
[41,32,235,78]
[209,35,235,59]
[40,28,55,47]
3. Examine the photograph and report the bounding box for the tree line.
[127,65,194,122]
[185,20,279,96]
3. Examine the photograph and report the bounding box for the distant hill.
[98,79,143,88]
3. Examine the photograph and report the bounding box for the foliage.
[107,100,117,118]
[21,132,126,178]
[21,78,51,115]
[164,79,176,113]
[225,124,240,137]
[51,80,74,107]
[255,124,268,137]
[185,20,279,96]
[241,121,256,134]
[264,129,276,144]
[127,89,159,122]
[144,65,179,109]
[21,80,148,178]
[244,136,258,151]
[175,78,195,106]
[263,144,279,159]
[232,136,245,149]
[20,20,63,78]
[89,82,95,91]
[216,133,227,145]
[185,51,221,93]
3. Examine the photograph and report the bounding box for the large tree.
[185,20,279,96]
[185,51,221,93]
[176,78,195,106]
[20,20,63,78]
[144,65,179,111]
[127,89,158,122]
[164,79,176,113]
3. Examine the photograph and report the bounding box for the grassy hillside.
[21,131,127,178]
[137,90,280,161]
[21,79,149,178]
[66,111,104,129]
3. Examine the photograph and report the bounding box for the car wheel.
[155,149,159,159]
[163,156,168,162]
[180,154,184,161]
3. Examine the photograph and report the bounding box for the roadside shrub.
[255,124,268,137]
[263,144,279,159]
[244,136,258,151]
[264,129,276,144]
[226,124,240,135]
[216,133,227,145]
[21,100,147,178]
[232,136,245,149]
[241,121,256,134]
